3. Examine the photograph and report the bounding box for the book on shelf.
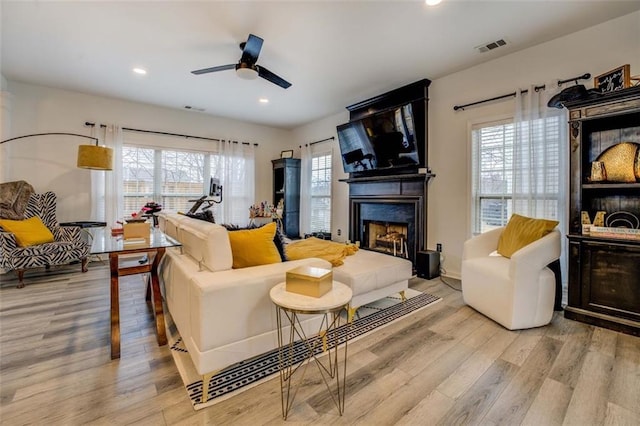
[589,226,640,240]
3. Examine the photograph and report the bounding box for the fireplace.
[346,175,428,264]
[365,220,409,257]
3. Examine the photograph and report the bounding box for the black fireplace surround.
[348,176,426,263]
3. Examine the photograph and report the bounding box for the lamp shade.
[77,144,113,170]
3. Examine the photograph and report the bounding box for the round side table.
[270,281,352,420]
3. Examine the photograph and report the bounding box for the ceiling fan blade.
[191,64,236,75]
[240,34,264,64]
[257,65,292,89]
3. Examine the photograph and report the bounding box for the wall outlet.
[337,229,341,236]
[436,243,442,252]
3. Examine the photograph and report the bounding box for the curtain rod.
[1,132,99,145]
[84,122,258,146]
[299,136,335,148]
[453,72,591,111]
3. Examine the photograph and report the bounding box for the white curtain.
[104,125,124,227]
[299,143,313,236]
[214,140,255,225]
[90,124,123,226]
[513,83,568,292]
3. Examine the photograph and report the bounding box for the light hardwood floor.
[1,263,639,425]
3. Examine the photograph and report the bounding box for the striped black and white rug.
[168,288,441,410]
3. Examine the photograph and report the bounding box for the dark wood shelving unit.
[564,86,640,337]
[272,158,300,238]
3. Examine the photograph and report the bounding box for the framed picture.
[594,64,631,93]
[280,150,293,159]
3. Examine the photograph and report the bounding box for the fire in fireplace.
[364,220,409,258]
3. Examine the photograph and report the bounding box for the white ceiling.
[2,1,639,129]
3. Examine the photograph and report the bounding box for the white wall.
[292,11,640,278]
[1,81,293,222]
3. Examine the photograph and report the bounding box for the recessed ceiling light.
[426,0,442,5]
[133,68,147,75]
[259,98,269,104]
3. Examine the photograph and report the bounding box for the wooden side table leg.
[150,248,167,346]
[145,267,152,304]
[109,253,120,360]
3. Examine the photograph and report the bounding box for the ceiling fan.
[191,34,292,89]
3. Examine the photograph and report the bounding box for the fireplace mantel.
[339,172,435,184]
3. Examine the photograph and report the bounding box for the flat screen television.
[337,103,420,174]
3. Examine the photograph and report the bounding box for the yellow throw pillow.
[497,214,559,258]
[0,216,55,247]
[227,222,282,268]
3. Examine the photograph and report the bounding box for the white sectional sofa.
[157,212,412,398]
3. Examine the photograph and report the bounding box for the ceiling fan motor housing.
[236,62,259,80]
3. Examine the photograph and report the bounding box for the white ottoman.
[333,249,413,317]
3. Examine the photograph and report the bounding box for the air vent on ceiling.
[184,105,206,112]
[475,38,507,53]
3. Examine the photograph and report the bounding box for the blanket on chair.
[285,237,358,266]
[0,180,34,220]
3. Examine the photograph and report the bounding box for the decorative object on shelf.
[0,132,113,170]
[593,211,606,227]
[275,198,284,218]
[590,226,640,240]
[594,64,631,93]
[547,84,603,109]
[589,161,607,182]
[632,74,640,87]
[589,211,640,240]
[249,200,281,218]
[581,211,592,235]
[605,211,640,229]
[595,141,640,182]
[280,149,293,159]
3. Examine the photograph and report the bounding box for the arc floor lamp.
[0,132,113,171]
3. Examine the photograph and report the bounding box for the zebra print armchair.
[0,192,89,288]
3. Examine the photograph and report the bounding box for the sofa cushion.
[227,222,281,268]
[158,213,192,241]
[0,216,55,247]
[222,222,288,262]
[178,220,233,272]
[497,214,559,258]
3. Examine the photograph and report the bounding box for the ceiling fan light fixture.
[236,63,258,80]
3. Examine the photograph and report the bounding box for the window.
[122,146,156,214]
[310,153,332,233]
[471,115,562,234]
[122,146,224,220]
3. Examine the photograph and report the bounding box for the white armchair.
[461,227,561,330]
